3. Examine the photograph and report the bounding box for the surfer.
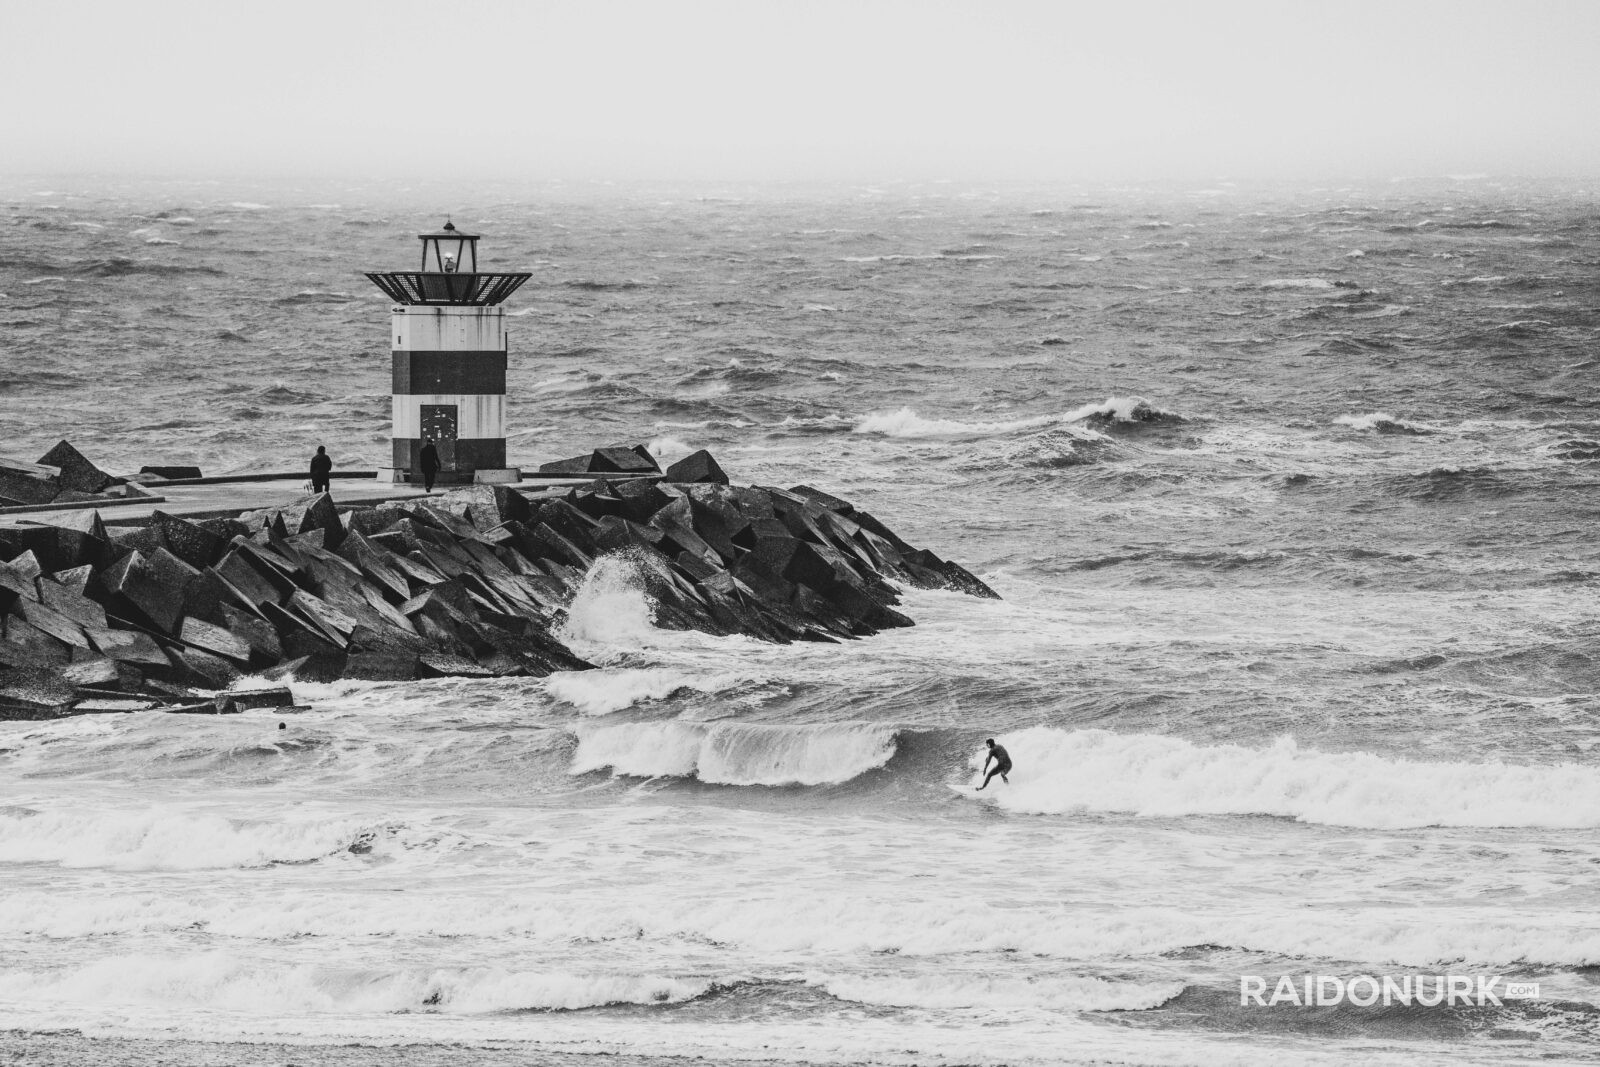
[977,738,1011,789]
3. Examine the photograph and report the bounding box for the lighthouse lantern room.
[365,222,531,483]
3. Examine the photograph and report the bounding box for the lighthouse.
[365,222,531,484]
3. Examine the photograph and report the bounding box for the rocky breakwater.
[0,446,997,720]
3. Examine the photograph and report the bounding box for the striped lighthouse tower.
[365,222,531,484]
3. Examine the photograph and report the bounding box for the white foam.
[546,667,751,716]
[0,953,709,1015]
[853,406,1066,439]
[1062,395,1174,423]
[976,727,1600,829]
[8,885,1600,970]
[0,805,388,870]
[572,720,898,786]
[1333,411,1427,432]
[645,435,694,464]
[1261,278,1334,289]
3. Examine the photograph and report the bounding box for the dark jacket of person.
[310,451,332,477]
[419,442,441,473]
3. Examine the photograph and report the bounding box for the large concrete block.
[152,511,227,570]
[48,564,94,597]
[220,605,283,664]
[180,617,252,664]
[36,441,113,495]
[589,445,660,474]
[100,549,200,635]
[438,484,532,530]
[170,647,241,689]
[7,551,42,583]
[536,454,592,475]
[0,667,77,711]
[35,579,107,630]
[0,527,55,567]
[0,469,59,506]
[212,551,285,613]
[664,449,729,485]
[86,626,172,667]
[0,560,39,612]
[344,652,421,681]
[2,617,72,665]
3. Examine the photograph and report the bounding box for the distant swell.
[976,728,1600,829]
[572,721,899,786]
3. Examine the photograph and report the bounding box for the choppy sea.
[4,175,1600,1065]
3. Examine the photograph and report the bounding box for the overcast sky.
[4,0,1596,182]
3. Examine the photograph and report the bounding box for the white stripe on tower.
[390,305,508,476]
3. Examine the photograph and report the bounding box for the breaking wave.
[809,972,1185,1012]
[572,720,899,786]
[1335,412,1432,435]
[854,396,1182,439]
[975,728,1600,829]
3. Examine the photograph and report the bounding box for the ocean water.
[4,175,1600,1064]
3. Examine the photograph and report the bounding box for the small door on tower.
[421,404,459,469]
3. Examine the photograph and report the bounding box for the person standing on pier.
[419,437,440,493]
[309,445,333,495]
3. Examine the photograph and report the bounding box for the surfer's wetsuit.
[979,742,1012,789]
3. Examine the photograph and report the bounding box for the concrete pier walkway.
[0,474,605,529]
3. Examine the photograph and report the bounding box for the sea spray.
[558,554,659,650]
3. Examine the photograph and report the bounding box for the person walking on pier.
[309,445,333,495]
[419,437,441,493]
